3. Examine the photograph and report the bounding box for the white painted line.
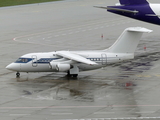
[131,117,138,119]
[54,35,59,37]
[94,112,115,114]
[64,117,160,120]
[52,113,73,115]
[135,111,155,113]
[10,114,30,116]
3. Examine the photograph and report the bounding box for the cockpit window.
[15,58,33,63]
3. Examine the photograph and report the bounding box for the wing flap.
[56,51,97,65]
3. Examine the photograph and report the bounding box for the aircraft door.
[101,54,107,65]
[32,55,38,67]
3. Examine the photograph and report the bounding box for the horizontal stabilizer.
[57,51,97,65]
[94,6,139,14]
[127,27,152,33]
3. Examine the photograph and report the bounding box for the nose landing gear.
[16,72,20,78]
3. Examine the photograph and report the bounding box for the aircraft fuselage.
[6,51,133,72]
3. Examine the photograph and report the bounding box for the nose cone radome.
[6,63,20,71]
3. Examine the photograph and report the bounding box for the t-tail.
[104,27,152,53]
[94,0,160,25]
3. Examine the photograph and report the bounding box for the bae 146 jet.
[6,27,151,77]
[95,0,160,25]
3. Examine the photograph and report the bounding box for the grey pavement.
[1,0,160,120]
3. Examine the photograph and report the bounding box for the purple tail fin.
[120,0,149,5]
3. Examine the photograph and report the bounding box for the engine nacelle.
[49,62,71,72]
[56,64,71,72]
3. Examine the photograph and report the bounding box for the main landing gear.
[67,71,78,77]
[67,66,79,78]
[16,72,20,78]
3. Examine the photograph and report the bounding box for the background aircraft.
[6,27,151,77]
[95,0,160,25]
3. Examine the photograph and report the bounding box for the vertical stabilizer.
[106,27,152,53]
[119,0,149,5]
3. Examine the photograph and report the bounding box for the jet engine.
[49,62,72,72]
[56,64,71,72]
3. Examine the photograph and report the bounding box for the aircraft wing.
[94,6,139,14]
[56,51,97,65]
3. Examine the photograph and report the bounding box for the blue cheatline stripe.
[34,58,60,64]
[34,57,109,64]
[16,57,116,64]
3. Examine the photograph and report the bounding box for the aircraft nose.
[6,63,20,71]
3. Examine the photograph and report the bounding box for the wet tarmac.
[1,0,160,120]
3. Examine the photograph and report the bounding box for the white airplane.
[6,27,152,77]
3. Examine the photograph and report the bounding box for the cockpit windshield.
[15,58,33,63]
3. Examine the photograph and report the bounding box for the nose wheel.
[16,72,20,78]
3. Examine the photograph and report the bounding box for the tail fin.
[120,0,149,5]
[106,27,152,53]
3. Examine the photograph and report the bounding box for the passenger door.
[32,55,38,67]
[101,54,107,65]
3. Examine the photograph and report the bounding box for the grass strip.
[0,0,61,7]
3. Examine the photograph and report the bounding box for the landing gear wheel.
[67,71,71,77]
[16,72,20,78]
[67,71,78,78]
[72,74,78,77]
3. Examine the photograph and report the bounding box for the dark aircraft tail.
[94,0,160,25]
[119,0,149,5]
